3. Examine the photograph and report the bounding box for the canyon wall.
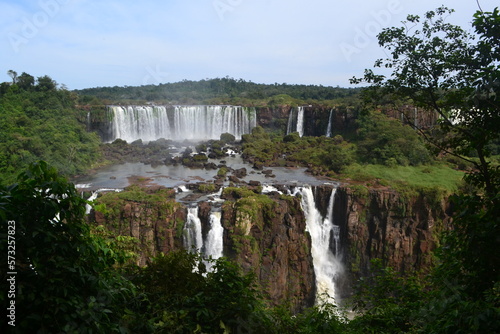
[334,186,450,297]
[90,184,449,309]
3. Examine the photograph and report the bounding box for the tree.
[0,161,133,333]
[7,70,17,84]
[36,75,57,91]
[126,250,261,333]
[17,72,35,91]
[351,7,500,198]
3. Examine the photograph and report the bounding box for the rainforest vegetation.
[76,77,361,106]
[1,6,499,333]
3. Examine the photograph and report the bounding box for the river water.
[73,154,331,191]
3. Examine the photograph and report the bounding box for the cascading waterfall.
[109,106,171,143]
[183,206,203,253]
[326,109,333,137]
[286,108,295,135]
[203,210,224,271]
[107,105,256,142]
[286,107,304,136]
[183,205,225,271]
[325,187,341,256]
[298,186,342,305]
[297,106,304,137]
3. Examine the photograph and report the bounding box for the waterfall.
[297,106,304,137]
[298,186,341,305]
[183,206,203,253]
[110,106,171,143]
[326,109,333,137]
[286,108,294,135]
[86,112,91,131]
[286,107,304,136]
[107,105,256,142]
[204,210,224,271]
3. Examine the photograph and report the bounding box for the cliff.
[334,186,451,296]
[90,183,450,308]
[91,186,186,266]
[220,187,315,311]
[90,185,315,311]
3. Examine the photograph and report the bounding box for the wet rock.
[228,175,241,183]
[233,167,247,178]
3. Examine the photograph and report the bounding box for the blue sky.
[1,0,498,90]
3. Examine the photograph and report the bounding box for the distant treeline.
[75,77,362,104]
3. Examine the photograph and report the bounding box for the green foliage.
[217,166,229,177]
[283,132,300,143]
[356,111,431,166]
[320,140,356,173]
[348,259,426,333]
[0,161,134,332]
[76,77,362,105]
[198,183,217,193]
[253,303,346,334]
[125,250,261,333]
[345,163,463,194]
[267,94,299,107]
[0,73,101,185]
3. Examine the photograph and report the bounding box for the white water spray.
[297,106,304,137]
[183,206,203,253]
[326,109,333,137]
[204,210,224,271]
[110,106,171,143]
[299,186,342,305]
[287,108,294,135]
[108,105,256,142]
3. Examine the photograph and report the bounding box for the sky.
[1,0,498,90]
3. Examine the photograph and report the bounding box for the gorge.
[83,104,449,311]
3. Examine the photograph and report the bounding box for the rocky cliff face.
[220,189,315,311]
[90,184,449,308]
[91,187,186,266]
[255,105,355,137]
[334,186,450,296]
[90,186,315,311]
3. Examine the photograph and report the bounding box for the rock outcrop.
[334,186,451,296]
[221,189,315,312]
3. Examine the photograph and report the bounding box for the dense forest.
[1,6,499,334]
[0,72,101,185]
[76,77,362,106]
